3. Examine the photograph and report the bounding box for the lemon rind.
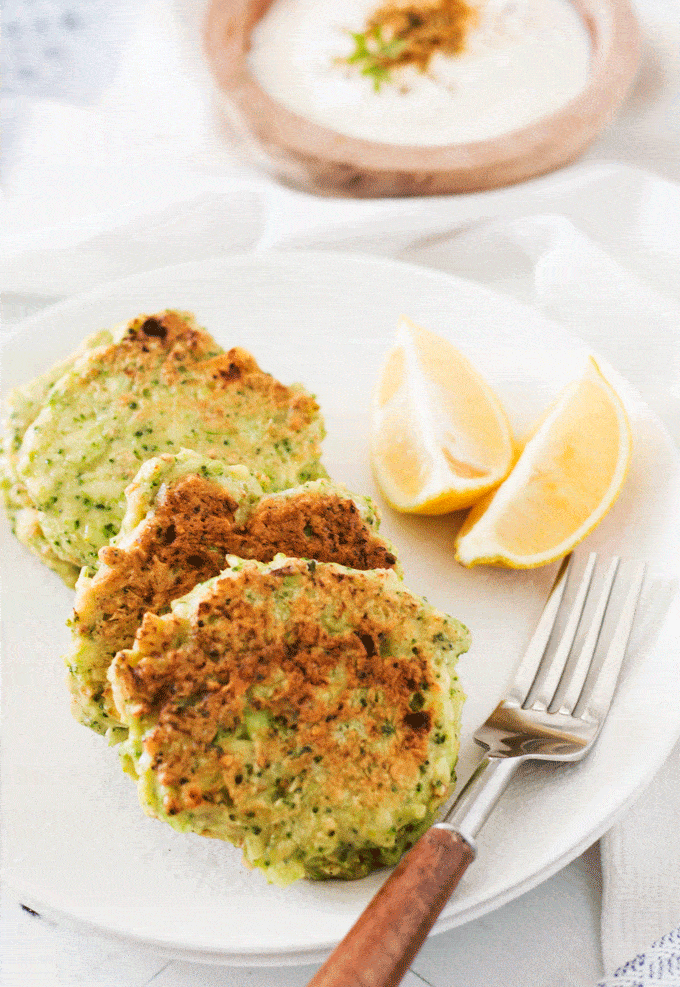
[454,357,632,569]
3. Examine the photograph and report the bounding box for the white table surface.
[2,1,679,984]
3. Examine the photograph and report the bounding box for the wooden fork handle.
[307,827,475,987]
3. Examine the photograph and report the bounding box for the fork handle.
[306,826,475,987]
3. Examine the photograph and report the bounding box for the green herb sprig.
[343,27,408,91]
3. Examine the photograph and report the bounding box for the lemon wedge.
[370,317,515,514]
[454,356,632,568]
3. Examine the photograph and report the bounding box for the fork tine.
[505,554,573,705]
[526,552,599,710]
[549,556,620,713]
[573,561,646,721]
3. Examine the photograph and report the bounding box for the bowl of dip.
[203,0,641,197]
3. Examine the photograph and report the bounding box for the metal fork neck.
[439,756,522,845]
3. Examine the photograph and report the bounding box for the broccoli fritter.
[1,329,111,583]
[110,556,469,884]
[67,451,398,739]
[6,311,326,582]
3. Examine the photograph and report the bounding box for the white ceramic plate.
[3,251,680,966]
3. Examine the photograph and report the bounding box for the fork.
[307,551,646,987]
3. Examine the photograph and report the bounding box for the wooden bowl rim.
[203,0,641,175]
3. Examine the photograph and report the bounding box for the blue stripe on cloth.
[597,927,680,986]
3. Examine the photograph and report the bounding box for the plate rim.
[1,247,573,349]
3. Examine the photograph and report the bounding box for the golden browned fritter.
[67,451,398,739]
[110,556,469,884]
[7,310,326,582]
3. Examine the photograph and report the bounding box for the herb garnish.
[345,27,408,91]
[341,0,476,91]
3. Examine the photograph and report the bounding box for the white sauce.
[249,0,591,146]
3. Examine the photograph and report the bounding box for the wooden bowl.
[203,0,641,197]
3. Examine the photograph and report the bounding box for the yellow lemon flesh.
[454,357,632,568]
[371,317,515,514]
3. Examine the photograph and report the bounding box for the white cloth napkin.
[2,0,680,977]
